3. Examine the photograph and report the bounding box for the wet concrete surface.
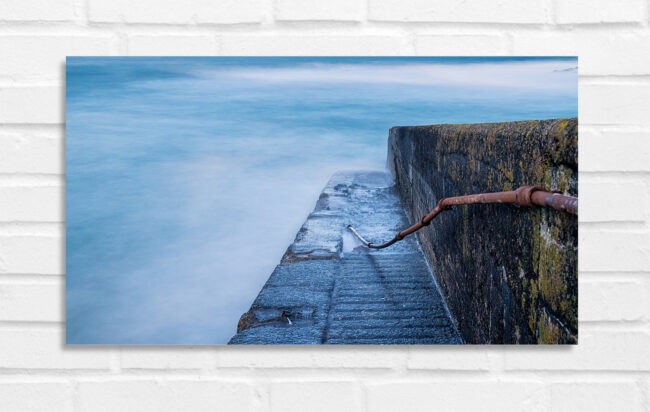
[229,171,462,344]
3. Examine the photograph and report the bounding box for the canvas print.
[66,57,578,344]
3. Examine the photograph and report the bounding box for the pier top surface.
[229,171,462,344]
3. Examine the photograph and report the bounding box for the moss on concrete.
[388,118,578,344]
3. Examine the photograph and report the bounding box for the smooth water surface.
[66,57,577,343]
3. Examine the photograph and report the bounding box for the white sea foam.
[200,60,577,92]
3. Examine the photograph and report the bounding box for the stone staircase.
[229,171,462,344]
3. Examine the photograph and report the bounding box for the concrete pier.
[229,171,462,344]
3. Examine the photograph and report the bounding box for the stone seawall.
[230,171,461,344]
[388,118,578,344]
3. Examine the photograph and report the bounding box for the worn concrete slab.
[229,171,462,344]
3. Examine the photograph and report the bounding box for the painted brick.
[0,382,74,412]
[580,129,650,172]
[579,180,646,222]
[270,382,362,412]
[0,329,111,369]
[127,35,219,55]
[275,0,364,21]
[0,1,649,410]
[216,347,406,368]
[0,0,75,21]
[89,0,266,24]
[366,382,546,412]
[504,329,650,370]
[0,35,115,83]
[415,34,508,55]
[580,83,650,126]
[77,380,256,412]
[0,87,63,124]
[0,186,63,222]
[554,0,645,24]
[220,34,412,55]
[579,280,646,321]
[0,282,63,322]
[511,31,650,75]
[407,347,493,370]
[120,347,214,369]
[548,382,643,411]
[0,129,63,174]
[368,0,548,23]
[579,231,650,272]
[0,236,64,275]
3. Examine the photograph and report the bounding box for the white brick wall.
[1,0,648,410]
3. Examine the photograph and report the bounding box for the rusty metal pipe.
[347,185,577,249]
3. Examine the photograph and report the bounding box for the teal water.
[66,57,577,343]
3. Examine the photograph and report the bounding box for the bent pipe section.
[347,185,578,249]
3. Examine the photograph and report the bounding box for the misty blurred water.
[66,57,577,343]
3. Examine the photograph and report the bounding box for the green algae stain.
[527,278,538,334]
[537,230,565,313]
[537,309,561,344]
[556,166,572,193]
[401,118,577,344]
